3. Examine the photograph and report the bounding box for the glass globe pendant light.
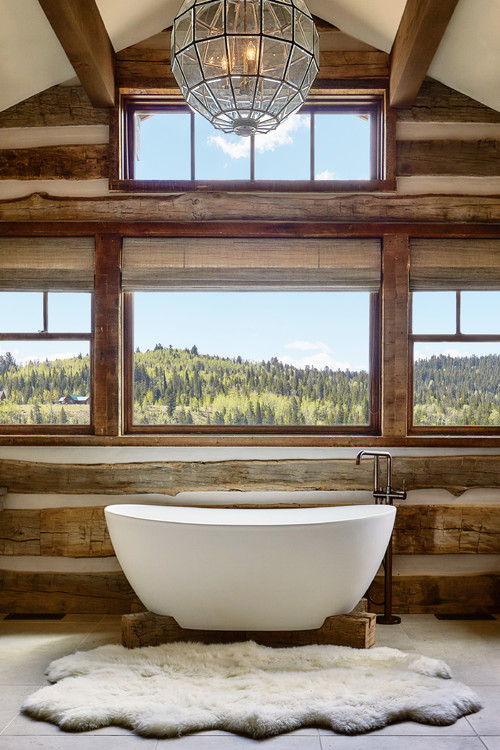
[171,0,319,136]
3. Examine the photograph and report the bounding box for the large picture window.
[122,237,381,434]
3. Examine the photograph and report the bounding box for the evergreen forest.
[0,346,499,426]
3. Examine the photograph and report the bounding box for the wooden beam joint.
[38,0,115,108]
[390,0,460,108]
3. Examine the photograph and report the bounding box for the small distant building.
[0,389,7,401]
[58,394,89,405]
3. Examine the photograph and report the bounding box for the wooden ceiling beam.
[38,0,115,107]
[390,0,459,108]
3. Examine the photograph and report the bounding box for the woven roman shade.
[122,238,381,292]
[410,239,500,291]
[0,237,95,291]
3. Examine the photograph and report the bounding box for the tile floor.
[0,612,498,749]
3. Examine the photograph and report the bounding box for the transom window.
[113,93,389,189]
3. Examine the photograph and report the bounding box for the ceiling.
[1,0,499,114]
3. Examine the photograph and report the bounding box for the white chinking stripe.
[0,125,109,148]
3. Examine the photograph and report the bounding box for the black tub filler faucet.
[355,450,407,625]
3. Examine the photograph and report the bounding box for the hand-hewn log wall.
[1,456,500,496]
[1,504,498,557]
[0,569,141,614]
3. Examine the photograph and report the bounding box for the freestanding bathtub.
[105,503,396,631]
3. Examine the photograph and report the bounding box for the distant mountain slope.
[0,347,499,426]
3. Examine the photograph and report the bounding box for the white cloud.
[280,340,363,370]
[206,113,308,159]
[206,134,250,160]
[254,114,308,154]
[315,169,335,180]
[284,340,332,353]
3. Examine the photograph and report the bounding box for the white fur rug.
[22,640,481,738]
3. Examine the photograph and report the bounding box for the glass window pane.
[412,292,456,335]
[254,113,310,179]
[0,342,90,425]
[133,291,371,427]
[314,113,370,180]
[0,293,43,332]
[413,341,500,426]
[195,114,250,179]
[49,293,91,333]
[461,291,500,334]
[134,112,191,180]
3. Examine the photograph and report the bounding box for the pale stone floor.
[0,612,499,750]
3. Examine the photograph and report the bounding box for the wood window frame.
[408,290,500,436]
[109,89,396,193]
[122,290,381,436]
[0,291,94,435]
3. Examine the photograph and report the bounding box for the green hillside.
[0,347,499,427]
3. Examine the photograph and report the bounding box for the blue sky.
[135,111,371,181]
[134,291,371,371]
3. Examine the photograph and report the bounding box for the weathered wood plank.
[369,572,500,614]
[0,510,41,555]
[398,78,500,123]
[0,85,109,128]
[0,507,113,557]
[40,508,114,557]
[0,144,109,180]
[1,456,500,496]
[0,570,142,614]
[390,0,459,108]
[393,505,500,554]
[381,236,409,439]
[397,139,500,176]
[2,192,500,224]
[115,50,389,88]
[38,0,115,107]
[93,235,122,436]
[122,603,376,649]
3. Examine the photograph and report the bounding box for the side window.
[0,292,93,429]
[410,291,500,429]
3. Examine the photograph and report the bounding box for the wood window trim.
[122,290,381,436]
[109,89,396,193]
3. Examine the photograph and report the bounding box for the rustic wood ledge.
[122,599,376,650]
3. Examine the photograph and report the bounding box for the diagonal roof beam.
[38,0,115,107]
[390,0,460,108]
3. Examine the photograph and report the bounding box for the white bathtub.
[105,503,396,631]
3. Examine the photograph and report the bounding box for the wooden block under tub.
[121,599,376,650]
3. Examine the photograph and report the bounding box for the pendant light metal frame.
[171,0,319,136]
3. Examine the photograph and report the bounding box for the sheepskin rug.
[22,640,481,738]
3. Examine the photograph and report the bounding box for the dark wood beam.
[390,0,459,108]
[38,0,115,107]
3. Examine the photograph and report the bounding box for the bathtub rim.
[104,503,396,527]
